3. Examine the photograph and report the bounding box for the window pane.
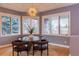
[43,18,50,34]
[12,17,20,34]
[23,17,30,34]
[60,16,69,35]
[32,18,39,33]
[51,16,59,34]
[2,16,11,35]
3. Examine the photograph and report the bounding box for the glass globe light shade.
[28,7,37,17]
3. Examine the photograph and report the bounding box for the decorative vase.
[29,34,33,41]
[28,34,33,50]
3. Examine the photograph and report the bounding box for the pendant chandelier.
[28,3,37,17]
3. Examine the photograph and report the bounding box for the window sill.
[42,34,70,37]
[23,33,40,35]
[1,34,20,37]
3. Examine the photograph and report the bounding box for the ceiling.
[0,3,76,12]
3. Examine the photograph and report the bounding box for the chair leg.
[33,44,34,56]
[20,52,21,54]
[47,49,48,56]
[12,50,14,56]
[41,50,43,56]
[27,51,29,56]
[17,52,19,56]
[33,50,34,56]
[47,44,49,56]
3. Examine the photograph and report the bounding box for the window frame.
[50,16,59,35]
[42,11,71,36]
[22,16,40,35]
[31,18,40,34]
[59,15,70,35]
[11,16,21,35]
[1,16,11,36]
[0,13,21,37]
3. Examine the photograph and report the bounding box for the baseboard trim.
[49,43,69,48]
[0,44,12,49]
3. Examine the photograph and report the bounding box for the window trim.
[42,11,71,36]
[59,15,70,35]
[1,15,21,37]
[11,16,21,35]
[22,16,40,35]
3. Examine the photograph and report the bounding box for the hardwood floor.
[0,44,70,56]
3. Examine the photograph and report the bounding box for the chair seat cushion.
[14,45,29,51]
[33,45,47,50]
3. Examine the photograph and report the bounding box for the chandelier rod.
[32,3,33,8]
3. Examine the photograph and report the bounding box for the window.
[42,12,70,35]
[43,16,59,35]
[60,16,69,35]
[32,18,39,34]
[1,16,20,36]
[43,18,51,34]
[23,17,30,34]
[22,17,39,34]
[2,16,11,35]
[11,16,20,34]
[51,16,59,34]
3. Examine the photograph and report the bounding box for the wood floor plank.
[0,44,69,56]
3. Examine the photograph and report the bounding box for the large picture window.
[32,18,39,34]
[60,16,69,35]
[43,16,59,35]
[42,12,70,35]
[2,16,11,35]
[1,16,20,36]
[51,16,59,34]
[23,17,30,34]
[43,18,50,34]
[11,16,20,34]
[22,17,39,34]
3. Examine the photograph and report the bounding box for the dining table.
[14,35,48,56]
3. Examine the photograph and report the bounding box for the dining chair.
[12,40,31,56]
[33,39,49,56]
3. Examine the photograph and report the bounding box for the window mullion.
[58,16,60,35]
[68,15,70,35]
[10,17,12,35]
[50,19,52,34]
[20,16,22,35]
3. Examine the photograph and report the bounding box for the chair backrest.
[12,40,31,50]
[12,40,24,49]
[33,39,48,45]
